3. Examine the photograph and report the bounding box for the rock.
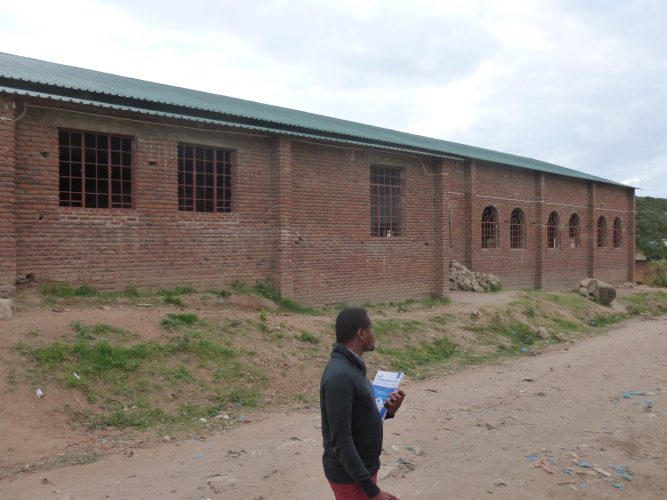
[228,294,278,312]
[579,277,591,288]
[0,284,16,297]
[587,279,616,306]
[537,326,549,339]
[577,286,589,297]
[0,298,14,320]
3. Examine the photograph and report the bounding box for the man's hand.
[369,490,400,500]
[384,389,405,418]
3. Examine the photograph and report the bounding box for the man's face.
[361,321,375,352]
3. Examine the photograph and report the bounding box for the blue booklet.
[372,370,404,421]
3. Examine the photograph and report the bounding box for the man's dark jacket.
[320,343,383,498]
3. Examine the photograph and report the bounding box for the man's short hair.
[335,307,370,344]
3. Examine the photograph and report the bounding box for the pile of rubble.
[577,277,616,306]
[449,260,502,292]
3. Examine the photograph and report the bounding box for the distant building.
[0,53,635,304]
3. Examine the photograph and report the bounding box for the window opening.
[597,216,607,247]
[510,208,525,249]
[547,211,560,249]
[370,165,402,237]
[481,206,499,248]
[568,214,581,248]
[59,130,132,208]
[178,144,233,212]
[613,217,622,248]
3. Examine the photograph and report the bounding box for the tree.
[636,197,667,261]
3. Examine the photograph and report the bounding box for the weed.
[123,286,141,297]
[621,291,667,315]
[160,313,199,330]
[259,309,269,322]
[40,283,98,298]
[378,335,458,374]
[170,365,194,382]
[72,321,134,341]
[227,387,259,407]
[588,314,624,327]
[233,279,321,315]
[373,319,424,339]
[296,331,320,344]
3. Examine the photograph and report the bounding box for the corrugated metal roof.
[0,52,630,188]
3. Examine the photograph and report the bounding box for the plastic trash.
[612,482,624,491]
[35,388,44,399]
[526,453,540,462]
[609,463,632,481]
[520,346,529,353]
[576,461,593,468]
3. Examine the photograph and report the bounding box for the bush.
[647,260,667,287]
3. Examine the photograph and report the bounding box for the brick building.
[0,53,635,305]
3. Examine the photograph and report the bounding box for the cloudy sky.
[2,0,666,197]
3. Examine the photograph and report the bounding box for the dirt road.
[2,316,666,499]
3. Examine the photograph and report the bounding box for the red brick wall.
[14,102,275,291]
[289,142,439,305]
[6,96,636,302]
[594,183,635,283]
[0,95,16,284]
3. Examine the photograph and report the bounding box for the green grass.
[373,319,425,339]
[71,321,135,341]
[40,283,98,298]
[296,331,320,344]
[13,314,265,430]
[232,279,322,315]
[160,313,199,330]
[378,336,458,374]
[621,291,667,315]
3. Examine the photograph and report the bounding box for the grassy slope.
[6,284,667,438]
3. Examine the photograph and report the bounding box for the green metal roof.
[0,52,630,188]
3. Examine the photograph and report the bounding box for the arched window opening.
[510,208,525,249]
[568,214,581,248]
[481,206,499,248]
[547,212,560,249]
[613,217,622,248]
[597,216,607,247]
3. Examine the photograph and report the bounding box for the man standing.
[320,307,405,500]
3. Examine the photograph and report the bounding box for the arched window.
[481,206,499,248]
[510,208,525,249]
[568,214,581,248]
[613,217,622,247]
[547,211,560,249]
[597,216,607,247]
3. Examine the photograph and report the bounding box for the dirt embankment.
[0,287,665,499]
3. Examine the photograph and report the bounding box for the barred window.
[597,216,607,247]
[59,130,133,208]
[178,144,233,212]
[510,208,525,249]
[481,206,499,248]
[547,211,560,249]
[370,165,402,237]
[613,217,622,248]
[568,213,581,248]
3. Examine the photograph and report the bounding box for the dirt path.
[2,315,666,500]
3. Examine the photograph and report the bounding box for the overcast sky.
[2,0,666,197]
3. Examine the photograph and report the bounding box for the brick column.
[0,95,16,288]
[534,172,544,289]
[463,159,476,269]
[627,189,636,283]
[587,182,596,277]
[272,137,294,297]
[433,158,449,297]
